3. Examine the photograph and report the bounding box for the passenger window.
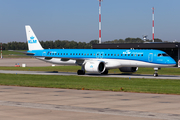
[141,54,143,56]
[131,54,133,56]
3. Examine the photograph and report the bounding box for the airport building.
[92,43,180,67]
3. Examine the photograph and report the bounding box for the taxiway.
[0,70,180,80]
[0,86,180,120]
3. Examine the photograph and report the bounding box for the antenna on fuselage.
[143,35,148,41]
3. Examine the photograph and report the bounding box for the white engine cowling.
[85,61,106,74]
[119,67,138,73]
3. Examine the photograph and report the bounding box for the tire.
[77,70,85,75]
[153,73,158,77]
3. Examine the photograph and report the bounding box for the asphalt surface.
[1,70,180,80]
[0,86,180,120]
[0,58,55,67]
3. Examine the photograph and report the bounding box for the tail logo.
[28,36,37,44]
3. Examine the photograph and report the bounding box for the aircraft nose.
[167,58,176,66]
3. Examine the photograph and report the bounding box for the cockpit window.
[162,54,169,56]
[158,54,162,57]
[158,53,169,57]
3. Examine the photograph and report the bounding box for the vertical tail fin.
[25,25,43,50]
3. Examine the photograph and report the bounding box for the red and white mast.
[152,7,155,42]
[98,0,103,44]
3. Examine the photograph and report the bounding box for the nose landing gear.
[153,68,160,77]
[153,73,158,77]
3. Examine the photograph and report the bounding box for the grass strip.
[0,66,81,73]
[0,73,180,94]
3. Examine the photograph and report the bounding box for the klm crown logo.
[28,36,37,44]
[30,36,34,39]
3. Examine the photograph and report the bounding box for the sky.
[1,0,180,43]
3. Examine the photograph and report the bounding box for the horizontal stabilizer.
[9,50,35,56]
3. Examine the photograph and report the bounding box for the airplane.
[25,25,176,77]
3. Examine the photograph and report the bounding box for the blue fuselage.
[27,49,176,68]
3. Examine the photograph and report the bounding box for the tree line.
[1,38,164,50]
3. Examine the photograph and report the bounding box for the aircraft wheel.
[153,73,158,77]
[77,70,85,75]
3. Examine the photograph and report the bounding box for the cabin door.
[42,52,46,57]
[148,53,153,62]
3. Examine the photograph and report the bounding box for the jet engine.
[84,61,105,74]
[119,67,138,73]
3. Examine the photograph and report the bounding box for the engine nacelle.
[85,61,105,74]
[119,67,138,73]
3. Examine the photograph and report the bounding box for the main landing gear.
[153,68,160,77]
[77,65,85,75]
[77,70,85,75]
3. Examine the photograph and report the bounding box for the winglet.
[25,25,43,50]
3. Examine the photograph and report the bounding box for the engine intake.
[119,67,138,73]
[85,61,105,74]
